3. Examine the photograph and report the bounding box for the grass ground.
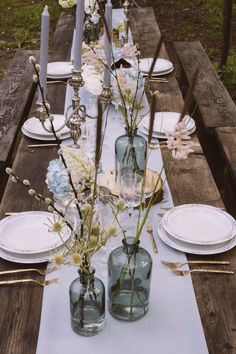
[0,0,235,99]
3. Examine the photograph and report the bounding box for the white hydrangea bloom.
[82,64,103,96]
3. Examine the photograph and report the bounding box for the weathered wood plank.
[0,12,74,354]
[174,41,236,131]
[0,49,39,197]
[174,40,236,217]
[130,8,236,354]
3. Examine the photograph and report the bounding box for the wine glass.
[119,172,143,220]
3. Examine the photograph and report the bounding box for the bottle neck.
[122,237,140,255]
[125,127,137,137]
[79,268,95,285]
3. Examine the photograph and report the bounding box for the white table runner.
[36,9,209,354]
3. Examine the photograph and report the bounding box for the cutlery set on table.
[0,267,58,287]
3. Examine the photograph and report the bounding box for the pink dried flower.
[166,122,198,159]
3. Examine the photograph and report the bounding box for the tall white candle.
[38,5,50,102]
[104,0,113,87]
[74,0,85,70]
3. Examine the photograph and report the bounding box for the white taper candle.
[104,0,113,87]
[74,0,85,70]
[38,5,50,102]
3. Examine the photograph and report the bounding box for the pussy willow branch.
[8,171,74,233]
[32,62,83,234]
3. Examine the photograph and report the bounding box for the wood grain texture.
[215,127,236,186]
[0,12,74,354]
[174,41,236,131]
[129,8,236,354]
[0,50,39,189]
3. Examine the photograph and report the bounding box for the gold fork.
[173,269,234,276]
[162,260,230,269]
[0,267,57,276]
[146,224,158,253]
[0,278,59,287]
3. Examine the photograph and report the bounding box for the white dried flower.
[107,225,117,237]
[23,179,30,186]
[29,56,36,64]
[49,115,54,122]
[115,198,125,211]
[28,189,36,195]
[35,64,40,73]
[33,75,38,83]
[35,195,41,201]
[5,167,12,175]
[82,203,92,214]
[48,206,54,212]
[11,176,17,183]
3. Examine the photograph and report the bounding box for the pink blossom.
[166,122,199,159]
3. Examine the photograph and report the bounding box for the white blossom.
[23,179,30,186]
[33,75,38,83]
[28,189,36,195]
[11,176,17,183]
[35,64,40,73]
[5,167,12,175]
[45,198,52,205]
[29,56,36,64]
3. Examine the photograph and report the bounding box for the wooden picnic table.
[0,7,235,354]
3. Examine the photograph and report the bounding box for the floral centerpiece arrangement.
[6,55,127,337]
[5,2,200,335]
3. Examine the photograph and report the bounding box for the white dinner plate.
[0,243,67,264]
[138,123,196,139]
[142,66,174,77]
[162,204,236,245]
[47,61,73,78]
[139,112,196,138]
[139,58,173,74]
[0,211,71,255]
[24,115,69,137]
[158,221,236,255]
[22,126,71,141]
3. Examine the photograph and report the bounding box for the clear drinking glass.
[119,172,142,220]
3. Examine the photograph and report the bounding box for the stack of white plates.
[139,58,174,76]
[47,62,73,79]
[0,211,71,263]
[158,204,236,255]
[22,114,70,141]
[139,112,196,139]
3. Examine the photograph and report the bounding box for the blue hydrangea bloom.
[46,159,71,198]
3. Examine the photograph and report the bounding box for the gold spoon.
[146,224,158,253]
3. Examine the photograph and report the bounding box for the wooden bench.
[0,49,38,199]
[174,41,236,216]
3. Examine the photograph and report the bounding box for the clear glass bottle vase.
[115,128,147,180]
[69,268,105,336]
[108,237,152,321]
